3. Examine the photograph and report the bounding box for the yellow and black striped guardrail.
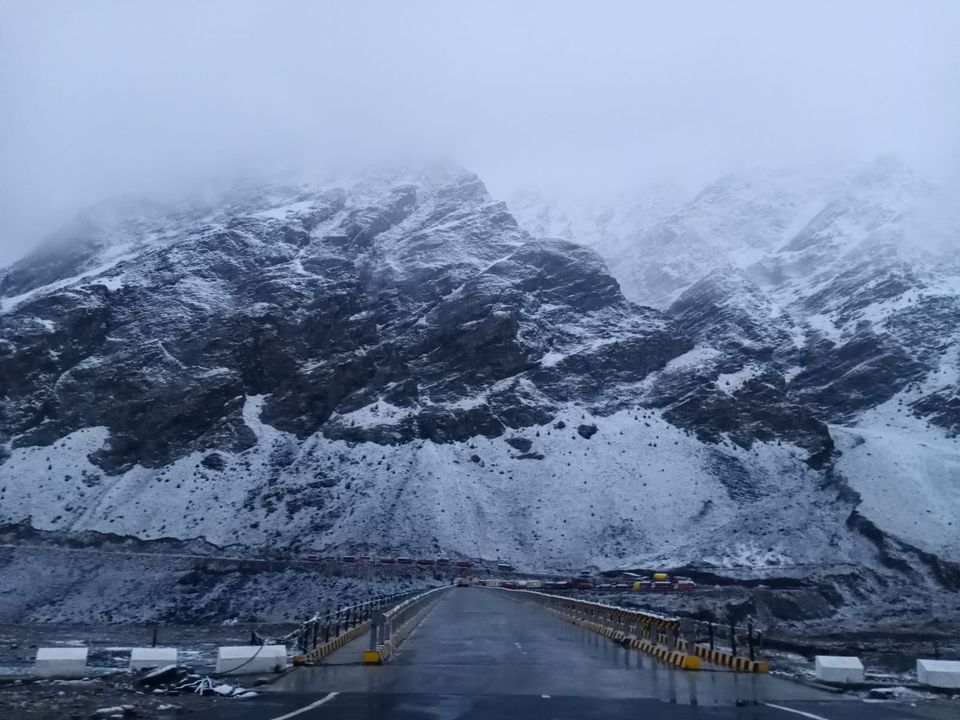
[695,645,769,673]
[495,587,766,672]
[496,588,701,670]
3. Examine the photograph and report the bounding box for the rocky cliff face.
[0,161,957,582]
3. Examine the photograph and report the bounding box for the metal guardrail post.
[729,619,737,657]
[748,620,756,662]
[708,622,715,651]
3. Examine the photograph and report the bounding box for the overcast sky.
[1,0,958,265]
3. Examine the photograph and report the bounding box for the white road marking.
[764,703,833,720]
[268,692,340,720]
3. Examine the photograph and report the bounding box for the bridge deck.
[192,589,957,720]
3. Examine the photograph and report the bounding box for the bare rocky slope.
[0,162,957,625]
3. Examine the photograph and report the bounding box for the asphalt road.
[187,588,957,720]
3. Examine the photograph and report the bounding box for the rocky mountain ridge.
[1,161,957,587]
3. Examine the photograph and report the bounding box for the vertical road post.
[370,611,384,650]
[748,620,755,662]
[729,619,737,657]
[681,618,695,654]
[708,622,715,651]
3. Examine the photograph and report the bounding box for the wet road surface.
[186,588,957,720]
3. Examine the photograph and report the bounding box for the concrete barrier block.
[215,645,286,675]
[130,647,178,671]
[34,647,88,677]
[917,659,960,689]
[815,655,864,684]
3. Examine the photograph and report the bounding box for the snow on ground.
[804,313,842,342]
[834,383,960,557]
[539,351,566,368]
[834,424,960,558]
[334,398,416,426]
[91,275,125,292]
[0,248,137,313]
[716,364,762,394]
[241,394,270,439]
[782,366,803,383]
[0,400,844,571]
[537,336,642,370]
[661,347,723,372]
[252,200,316,220]
[0,427,112,530]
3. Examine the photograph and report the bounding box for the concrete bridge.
[198,588,956,720]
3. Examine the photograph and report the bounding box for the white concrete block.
[815,655,864,684]
[130,647,178,671]
[917,659,960,689]
[34,647,88,677]
[215,645,286,675]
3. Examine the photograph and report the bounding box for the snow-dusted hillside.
[1,160,958,594]
[509,156,960,567]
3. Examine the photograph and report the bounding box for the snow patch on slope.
[835,423,960,558]
[0,403,838,571]
[0,248,137,313]
[716,364,762,394]
[834,382,960,558]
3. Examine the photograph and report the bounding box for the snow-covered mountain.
[1,160,958,594]
[507,156,960,567]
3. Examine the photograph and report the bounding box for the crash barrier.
[130,647,178,671]
[916,659,960,689]
[811,656,960,689]
[364,585,452,664]
[216,645,287,675]
[498,588,768,672]
[814,655,864,684]
[34,647,89,677]
[288,587,442,666]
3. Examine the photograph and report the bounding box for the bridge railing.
[690,617,765,670]
[260,587,439,663]
[363,585,451,664]
[498,587,766,671]
[504,589,684,640]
